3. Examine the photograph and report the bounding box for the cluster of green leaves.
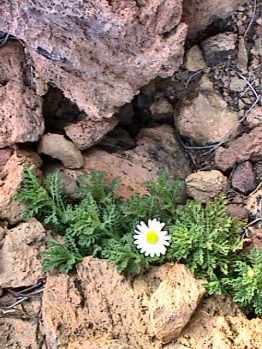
[16,168,185,274]
[16,168,262,316]
[222,248,262,316]
[167,199,245,294]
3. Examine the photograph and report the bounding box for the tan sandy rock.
[0,219,46,288]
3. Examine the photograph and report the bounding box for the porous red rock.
[173,299,262,349]
[0,1,188,149]
[83,125,190,198]
[149,264,205,343]
[215,126,262,171]
[0,298,42,349]
[0,150,42,224]
[68,339,132,349]
[246,106,262,129]
[0,148,12,171]
[231,161,256,194]
[0,42,44,147]
[0,317,39,349]
[65,117,119,150]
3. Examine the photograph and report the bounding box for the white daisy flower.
[134,218,170,257]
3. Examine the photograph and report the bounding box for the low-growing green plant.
[167,199,245,294]
[16,167,262,316]
[222,248,262,316]
[16,168,184,274]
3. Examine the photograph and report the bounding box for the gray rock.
[230,76,247,92]
[38,133,84,169]
[185,45,207,71]
[201,32,237,66]
[176,88,239,144]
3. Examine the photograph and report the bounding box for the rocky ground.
[0,0,262,348]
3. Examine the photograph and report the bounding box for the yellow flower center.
[247,269,255,278]
[146,229,159,244]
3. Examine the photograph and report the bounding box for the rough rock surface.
[150,96,174,122]
[230,76,247,92]
[227,195,249,220]
[149,264,205,343]
[0,42,44,147]
[0,150,42,224]
[1,1,187,148]
[183,0,246,38]
[176,87,239,144]
[65,117,119,150]
[173,303,262,349]
[246,227,262,251]
[38,133,84,169]
[246,106,262,129]
[83,125,190,198]
[41,258,205,348]
[186,170,228,203]
[0,148,12,172]
[68,339,132,349]
[0,317,39,349]
[246,187,262,219]
[0,219,46,288]
[201,32,237,66]
[0,298,42,349]
[231,161,256,194]
[215,126,262,171]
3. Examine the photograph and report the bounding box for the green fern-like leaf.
[167,197,245,292]
[42,240,82,273]
[222,248,262,316]
[16,168,66,230]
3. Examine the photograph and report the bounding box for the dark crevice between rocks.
[185,16,235,49]
[42,86,84,135]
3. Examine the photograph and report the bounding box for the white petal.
[149,219,165,232]
[159,246,167,255]
[150,251,155,257]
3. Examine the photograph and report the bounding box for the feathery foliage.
[167,198,245,294]
[222,248,262,316]
[17,167,262,315]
